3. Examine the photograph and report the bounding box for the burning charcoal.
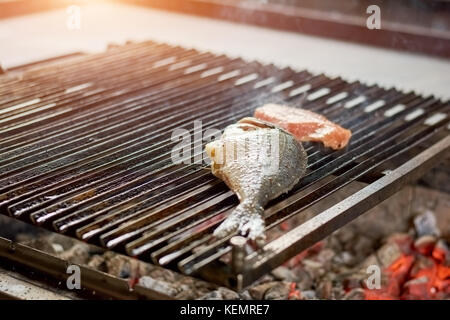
[331,283,346,300]
[433,195,450,239]
[190,278,217,293]
[353,235,376,261]
[103,253,141,279]
[302,259,323,269]
[295,268,314,291]
[198,287,240,300]
[402,276,431,299]
[345,254,380,291]
[217,287,240,300]
[271,266,299,282]
[433,239,449,264]
[414,210,440,237]
[327,235,343,252]
[138,276,178,297]
[410,255,434,278]
[174,277,215,300]
[316,248,336,269]
[248,281,279,300]
[411,187,450,238]
[263,282,291,300]
[337,228,355,244]
[47,233,78,251]
[414,235,437,256]
[343,288,365,300]
[148,267,178,283]
[376,235,410,268]
[51,243,64,254]
[300,290,317,300]
[419,161,450,193]
[257,274,275,284]
[87,254,107,271]
[287,283,302,300]
[358,253,379,270]
[343,275,364,291]
[302,259,326,278]
[197,291,222,300]
[333,251,355,266]
[176,288,206,300]
[58,243,91,265]
[317,280,333,299]
[239,290,253,300]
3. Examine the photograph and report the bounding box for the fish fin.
[238,117,275,129]
[240,116,293,137]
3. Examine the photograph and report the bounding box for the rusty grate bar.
[0,41,448,290]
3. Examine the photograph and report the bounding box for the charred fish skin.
[205,117,307,242]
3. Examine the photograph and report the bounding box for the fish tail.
[214,200,266,241]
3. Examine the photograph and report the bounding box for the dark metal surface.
[0,41,448,290]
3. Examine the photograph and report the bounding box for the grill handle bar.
[241,134,450,288]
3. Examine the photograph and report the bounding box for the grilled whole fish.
[205,117,307,242]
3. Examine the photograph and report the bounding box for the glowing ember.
[365,237,449,300]
[283,241,324,268]
[288,282,301,300]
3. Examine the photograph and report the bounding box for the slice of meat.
[254,103,352,150]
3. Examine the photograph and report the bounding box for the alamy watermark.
[66,5,81,30]
[366,264,381,289]
[366,5,381,30]
[66,264,81,290]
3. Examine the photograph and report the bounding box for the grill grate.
[0,41,449,289]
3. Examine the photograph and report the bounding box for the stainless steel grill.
[0,41,449,290]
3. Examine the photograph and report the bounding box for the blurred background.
[1,0,449,97]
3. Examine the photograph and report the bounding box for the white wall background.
[0,2,449,98]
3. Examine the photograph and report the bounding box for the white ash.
[413,209,440,237]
